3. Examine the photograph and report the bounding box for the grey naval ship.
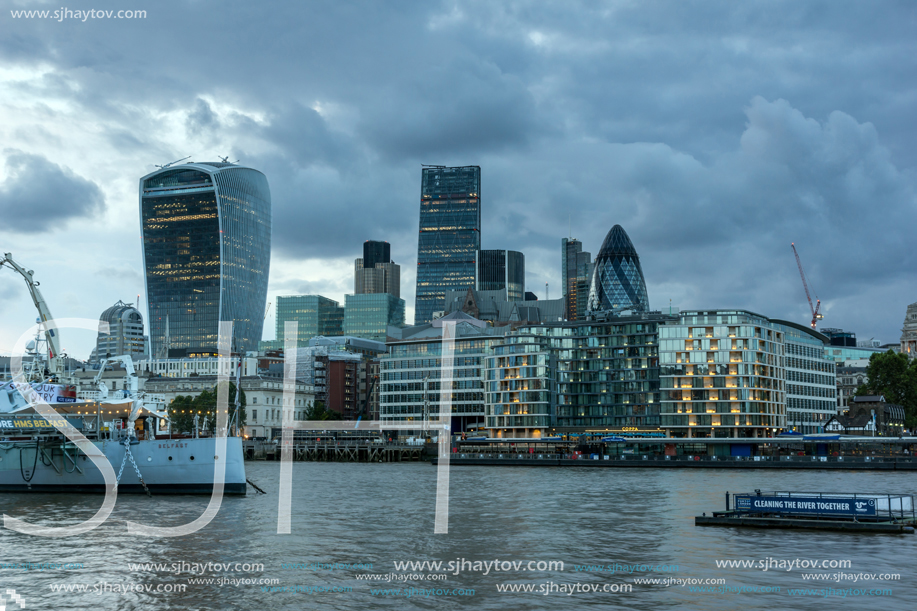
[0,252,246,495]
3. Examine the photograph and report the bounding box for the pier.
[435,454,917,469]
[243,439,427,462]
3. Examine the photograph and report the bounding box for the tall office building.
[562,238,593,321]
[355,240,400,299]
[414,166,481,324]
[93,300,148,362]
[140,162,271,357]
[362,240,390,269]
[587,224,649,315]
[476,249,525,302]
[275,295,344,346]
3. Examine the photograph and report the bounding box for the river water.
[0,462,914,610]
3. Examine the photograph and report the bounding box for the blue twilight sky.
[0,0,915,357]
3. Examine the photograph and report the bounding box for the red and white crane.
[791,243,823,329]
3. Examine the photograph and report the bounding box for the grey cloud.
[0,151,105,232]
[1,0,916,344]
[94,266,143,287]
[186,98,219,137]
[358,56,549,160]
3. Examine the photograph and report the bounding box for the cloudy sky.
[0,0,915,358]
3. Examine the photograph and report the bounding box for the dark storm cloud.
[2,0,915,340]
[0,151,104,232]
[358,56,549,159]
[481,96,916,335]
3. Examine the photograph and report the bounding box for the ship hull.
[0,437,246,495]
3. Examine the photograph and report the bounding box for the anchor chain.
[116,439,152,497]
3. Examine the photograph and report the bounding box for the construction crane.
[264,302,271,320]
[1,253,63,376]
[791,243,823,329]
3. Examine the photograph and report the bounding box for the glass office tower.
[415,166,481,324]
[275,295,344,346]
[140,162,271,357]
[344,293,405,342]
[587,224,649,315]
[562,238,593,321]
[362,240,391,269]
[476,249,525,302]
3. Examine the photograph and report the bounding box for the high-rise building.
[414,166,481,324]
[275,295,344,346]
[93,300,148,362]
[362,240,391,269]
[587,225,649,315]
[344,293,405,342]
[140,162,271,357]
[561,238,593,321]
[476,249,525,302]
[355,240,400,298]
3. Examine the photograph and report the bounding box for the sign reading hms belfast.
[734,495,877,517]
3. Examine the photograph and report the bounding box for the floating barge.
[695,491,916,533]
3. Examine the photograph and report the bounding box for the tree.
[304,400,342,421]
[854,351,917,430]
[167,382,247,434]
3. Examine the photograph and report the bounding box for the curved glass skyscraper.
[140,162,271,357]
[587,224,649,315]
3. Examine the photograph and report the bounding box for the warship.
[0,252,246,495]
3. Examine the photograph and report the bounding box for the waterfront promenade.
[437,454,917,470]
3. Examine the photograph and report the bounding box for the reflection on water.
[0,463,914,610]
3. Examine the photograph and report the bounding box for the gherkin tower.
[587,225,649,314]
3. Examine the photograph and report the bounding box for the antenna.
[421,164,447,168]
[154,155,191,169]
[545,282,549,300]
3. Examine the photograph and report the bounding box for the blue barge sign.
[734,495,876,516]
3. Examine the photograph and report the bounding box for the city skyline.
[1,2,916,357]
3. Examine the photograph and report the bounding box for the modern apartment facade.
[414,166,481,324]
[772,321,836,434]
[484,314,673,438]
[659,310,786,438]
[140,162,271,357]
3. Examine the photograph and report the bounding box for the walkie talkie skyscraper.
[140,162,271,357]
